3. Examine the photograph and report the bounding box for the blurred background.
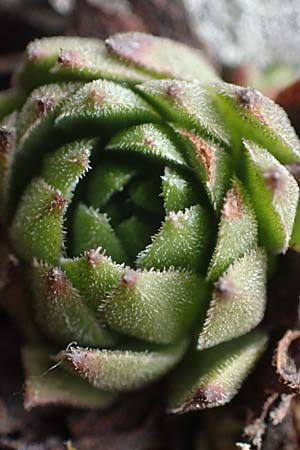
[0,0,299,94]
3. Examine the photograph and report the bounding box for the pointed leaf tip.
[23,346,116,410]
[199,248,267,349]
[59,339,188,392]
[168,331,268,413]
[105,32,219,82]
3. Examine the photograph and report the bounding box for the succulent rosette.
[0,33,299,413]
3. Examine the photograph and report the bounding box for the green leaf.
[41,139,95,198]
[167,331,268,413]
[17,36,151,92]
[85,160,138,209]
[8,83,80,217]
[161,166,199,214]
[212,83,300,164]
[62,249,124,313]
[59,339,188,392]
[55,80,161,138]
[136,205,211,272]
[174,127,231,211]
[115,215,158,263]
[16,83,80,147]
[71,204,128,264]
[198,248,267,349]
[136,80,230,145]
[242,140,299,253]
[23,346,116,410]
[106,123,187,167]
[207,179,258,282]
[30,262,118,347]
[104,269,209,345]
[101,196,127,227]
[106,32,219,82]
[10,178,65,264]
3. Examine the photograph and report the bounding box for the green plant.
[0,32,299,413]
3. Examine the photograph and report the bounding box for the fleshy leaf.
[55,80,161,138]
[115,215,158,262]
[71,204,128,264]
[136,205,211,272]
[207,179,258,282]
[106,123,187,167]
[30,262,118,347]
[10,178,65,264]
[106,32,219,82]
[41,139,94,198]
[104,269,209,344]
[213,83,300,163]
[136,80,230,145]
[161,167,199,213]
[198,248,267,349]
[62,249,124,313]
[175,127,231,211]
[17,36,152,92]
[9,83,80,217]
[85,160,138,209]
[23,346,116,410]
[168,331,268,413]
[242,140,299,253]
[16,83,80,148]
[59,339,188,392]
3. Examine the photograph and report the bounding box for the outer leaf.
[212,83,300,163]
[23,346,116,410]
[198,248,267,349]
[104,269,209,345]
[242,140,299,253]
[16,37,152,92]
[59,339,188,392]
[9,83,80,216]
[55,80,161,138]
[290,201,300,252]
[136,80,230,145]
[207,179,258,282]
[175,127,231,211]
[168,331,268,413]
[106,32,219,82]
[41,139,94,198]
[30,262,118,347]
[10,178,66,264]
